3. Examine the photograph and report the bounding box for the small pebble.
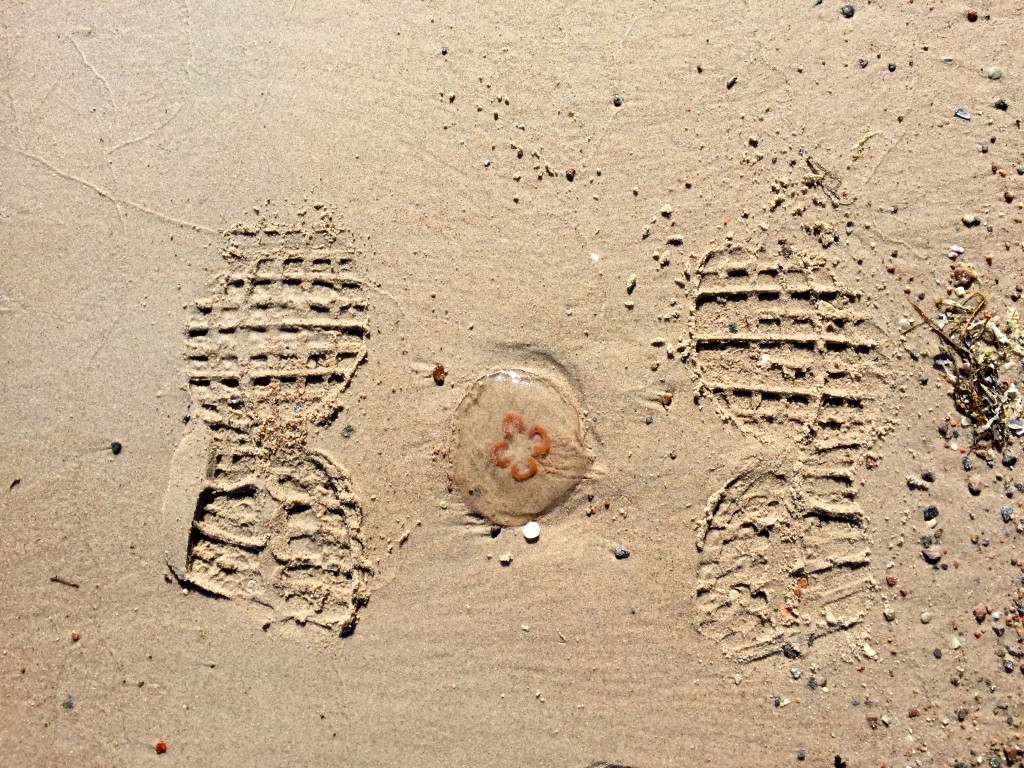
[921,611,932,624]
[921,468,935,482]
[922,547,943,564]
[888,63,896,72]
[1003,659,1016,673]
[110,441,123,455]
[968,478,982,495]
[967,7,978,21]
[963,455,974,471]
[498,552,513,566]
[951,636,962,650]
[973,603,989,622]
[1002,448,1017,467]
[840,3,854,17]
[70,631,80,642]
[955,108,972,121]
[883,606,896,622]
[995,98,1008,111]
[782,643,801,659]
[797,750,806,762]
[858,58,868,68]
[612,94,622,107]
[862,644,877,659]
[923,505,939,521]
[791,667,802,679]
[933,648,943,659]
[523,521,540,542]
[614,545,630,560]
[726,76,738,89]
[1001,505,1014,523]
[988,67,1003,80]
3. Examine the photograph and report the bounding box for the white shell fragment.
[523,521,541,542]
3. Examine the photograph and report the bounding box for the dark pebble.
[858,58,868,68]
[726,76,738,89]
[797,750,806,761]
[783,642,801,659]
[612,95,622,107]
[962,456,973,471]
[1002,505,1014,523]
[807,677,818,690]
[614,545,630,560]
[922,468,935,482]
[644,415,654,425]
[489,525,501,538]
[1002,449,1017,467]
[441,46,448,56]
[1004,659,1016,673]
[888,63,897,72]
[841,4,855,18]
[110,441,122,455]
[923,505,939,521]
[182,414,191,424]
[341,424,354,438]
[934,648,943,659]
[995,99,1008,111]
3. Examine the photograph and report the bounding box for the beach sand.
[2,2,1023,765]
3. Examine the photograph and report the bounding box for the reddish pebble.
[966,7,978,21]
[909,708,920,718]
[968,478,982,495]
[886,574,898,587]
[70,631,80,642]
[154,741,167,755]
[432,364,446,386]
[1006,191,1016,203]
[973,603,990,622]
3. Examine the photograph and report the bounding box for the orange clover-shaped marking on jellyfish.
[490,412,550,481]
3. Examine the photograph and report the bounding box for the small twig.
[50,576,80,589]
[909,300,969,358]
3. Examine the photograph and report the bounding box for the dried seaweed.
[911,289,1024,449]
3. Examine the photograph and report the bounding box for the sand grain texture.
[2,2,1024,767]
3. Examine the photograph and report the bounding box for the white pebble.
[523,521,541,542]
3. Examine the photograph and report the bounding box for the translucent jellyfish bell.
[451,369,592,526]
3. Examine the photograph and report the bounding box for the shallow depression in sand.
[451,369,591,526]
